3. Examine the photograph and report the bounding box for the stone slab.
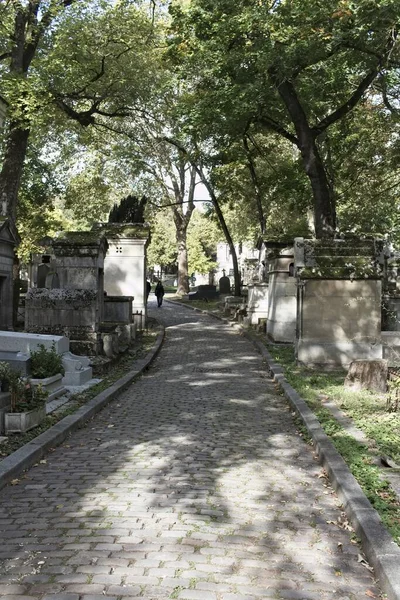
[0,332,69,354]
[0,351,31,375]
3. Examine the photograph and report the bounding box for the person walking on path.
[146,280,151,301]
[154,280,164,307]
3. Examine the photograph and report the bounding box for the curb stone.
[0,325,165,492]
[166,299,400,600]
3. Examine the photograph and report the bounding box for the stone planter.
[30,373,65,401]
[4,405,46,433]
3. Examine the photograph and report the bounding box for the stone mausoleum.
[92,222,150,328]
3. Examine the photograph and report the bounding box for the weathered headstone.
[219,270,231,294]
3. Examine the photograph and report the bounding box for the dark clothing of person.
[155,282,165,307]
[146,281,151,301]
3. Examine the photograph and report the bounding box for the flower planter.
[30,373,65,401]
[4,405,46,433]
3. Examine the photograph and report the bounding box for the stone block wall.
[295,238,383,368]
[25,288,102,355]
[297,279,382,367]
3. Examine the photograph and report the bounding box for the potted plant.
[0,362,48,433]
[30,343,65,400]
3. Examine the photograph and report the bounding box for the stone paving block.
[62,585,105,595]
[179,591,218,600]
[41,596,80,600]
[0,586,28,595]
[105,586,142,596]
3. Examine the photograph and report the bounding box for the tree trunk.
[0,122,30,219]
[272,78,336,238]
[197,167,241,296]
[243,136,266,234]
[176,226,190,295]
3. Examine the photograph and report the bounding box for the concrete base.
[297,340,383,369]
[62,367,93,386]
[0,351,31,376]
[61,351,93,386]
[267,316,297,343]
[5,405,46,434]
[31,373,66,402]
[0,392,11,435]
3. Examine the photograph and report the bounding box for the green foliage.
[167,0,400,238]
[30,344,65,379]
[0,362,49,413]
[147,210,178,270]
[187,210,219,274]
[266,343,400,543]
[16,145,67,261]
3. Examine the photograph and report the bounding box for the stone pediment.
[0,217,21,246]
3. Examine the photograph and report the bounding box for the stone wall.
[297,279,382,367]
[295,238,383,368]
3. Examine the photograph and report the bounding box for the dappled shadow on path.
[0,301,379,599]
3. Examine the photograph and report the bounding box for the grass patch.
[0,329,160,461]
[267,343,400,544]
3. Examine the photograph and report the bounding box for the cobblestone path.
[0,300,381,600]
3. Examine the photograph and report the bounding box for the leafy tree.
[168,0,400,238]
[187,210,219,275]
[147,209,177,275]
[0,0,160,222]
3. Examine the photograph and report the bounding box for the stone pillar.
[92,223,151,326]
[0,219,20,331]
[381,248,400,366]
[265,245,297,342]
[247,283,269,326]
[295,237,383,368]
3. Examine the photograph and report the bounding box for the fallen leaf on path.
[365,590,376,598]
[10,479,19,485]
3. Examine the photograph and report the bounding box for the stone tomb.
[25,231,108,355]
[246,283,269,326]
[294,238,383,368]
[265,242,297,342]
[0,331,93,387]
[93,223,150,328]
[0,218,20,331]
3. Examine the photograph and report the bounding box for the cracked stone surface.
[0,299,381,600]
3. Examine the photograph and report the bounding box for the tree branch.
[313,25,399,134]
[257,114,299,146]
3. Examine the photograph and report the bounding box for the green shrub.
[30,344,65,379]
